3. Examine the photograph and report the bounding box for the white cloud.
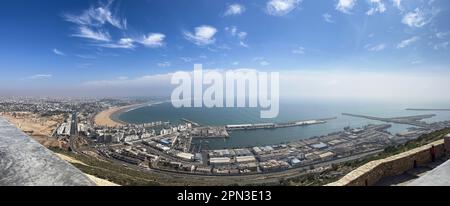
[83,73,173,88]
[280,70,450,102]
[225,26,249,48]
[180,57,192,62]
[433,42,449,50]
[366,0,386,16]
[336,0,356,14]
[101,38,135,49]
[292,46,305,54]
[25,74,52,80]
[117,76,128,80]
[323,13,334,23]
[392,0,402,10]
[81,69,450,103]
[367,43,386,52]
[436,32,449,39]
[76,54,96,59]
[225,26,249,47]
[239,41,249,48]
[72,26,111,42]
[402,8,429,28]
[225,26,237,36]
[53,48,66,56]
[237,31,248,39]
[266,0,302,16]
[225,26,247,40]
[100,34,165,49]
[77,63,93,69]
[117,38,134,48]
[397,36,420,48]
[157,62,171,67]
[63,0,127,30]
[260,61,270,66]
[63,0,137,48]
[63,1,167,51]
[138,33,166,48]
[411,60,422,65]
[224,4,246,16]
[184,25,217,46]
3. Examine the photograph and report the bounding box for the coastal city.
[2,0,450,201]
[2,96,449,180]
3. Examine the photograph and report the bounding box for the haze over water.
[116,99,450,149]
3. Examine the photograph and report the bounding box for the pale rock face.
[0,117,95,186]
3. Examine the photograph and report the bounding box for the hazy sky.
[0,0,449,102]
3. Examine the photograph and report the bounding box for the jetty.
[181,118,201,127]
[342,113,435,128]
[225,117,336,131]
[406,108,450,111]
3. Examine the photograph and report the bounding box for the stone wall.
[327,139,448,186]
[445,134,450,156]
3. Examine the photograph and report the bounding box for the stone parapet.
[445,134,450,157]
[327,139,445,186]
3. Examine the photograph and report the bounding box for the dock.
[406,108,450,111]
[190,126,229,139]
[225,117,336,131]
[342,113,435,128]
[181,118,200,127]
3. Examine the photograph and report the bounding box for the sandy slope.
[55,153,119,186]
[1,112,62,147]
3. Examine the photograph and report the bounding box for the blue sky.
[0,0,449,99]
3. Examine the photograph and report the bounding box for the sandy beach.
[94,107,125,127]
[94,103,149,127]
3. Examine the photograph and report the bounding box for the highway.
[69,111,79,153]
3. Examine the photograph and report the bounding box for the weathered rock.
[0,117,95,186]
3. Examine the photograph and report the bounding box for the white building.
[176,152,195,161]
[236,156,257,163]
[209,157,232,165]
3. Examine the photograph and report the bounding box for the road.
[98,148,384,185]
[69,111,79,153]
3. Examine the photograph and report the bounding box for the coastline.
[94,101,167,127]
[94,103,146,127]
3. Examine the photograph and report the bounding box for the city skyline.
[0,0,449,102]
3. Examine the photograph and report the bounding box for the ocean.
[116,99,450,149]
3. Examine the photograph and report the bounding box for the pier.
[225,117,336,131]
[181,118,200,127]
[406,108,450,111]
[342,113,435,128]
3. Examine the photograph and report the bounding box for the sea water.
[117,99,450,149]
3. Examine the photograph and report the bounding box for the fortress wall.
[327,139,447,186]
[445,134,450,156]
